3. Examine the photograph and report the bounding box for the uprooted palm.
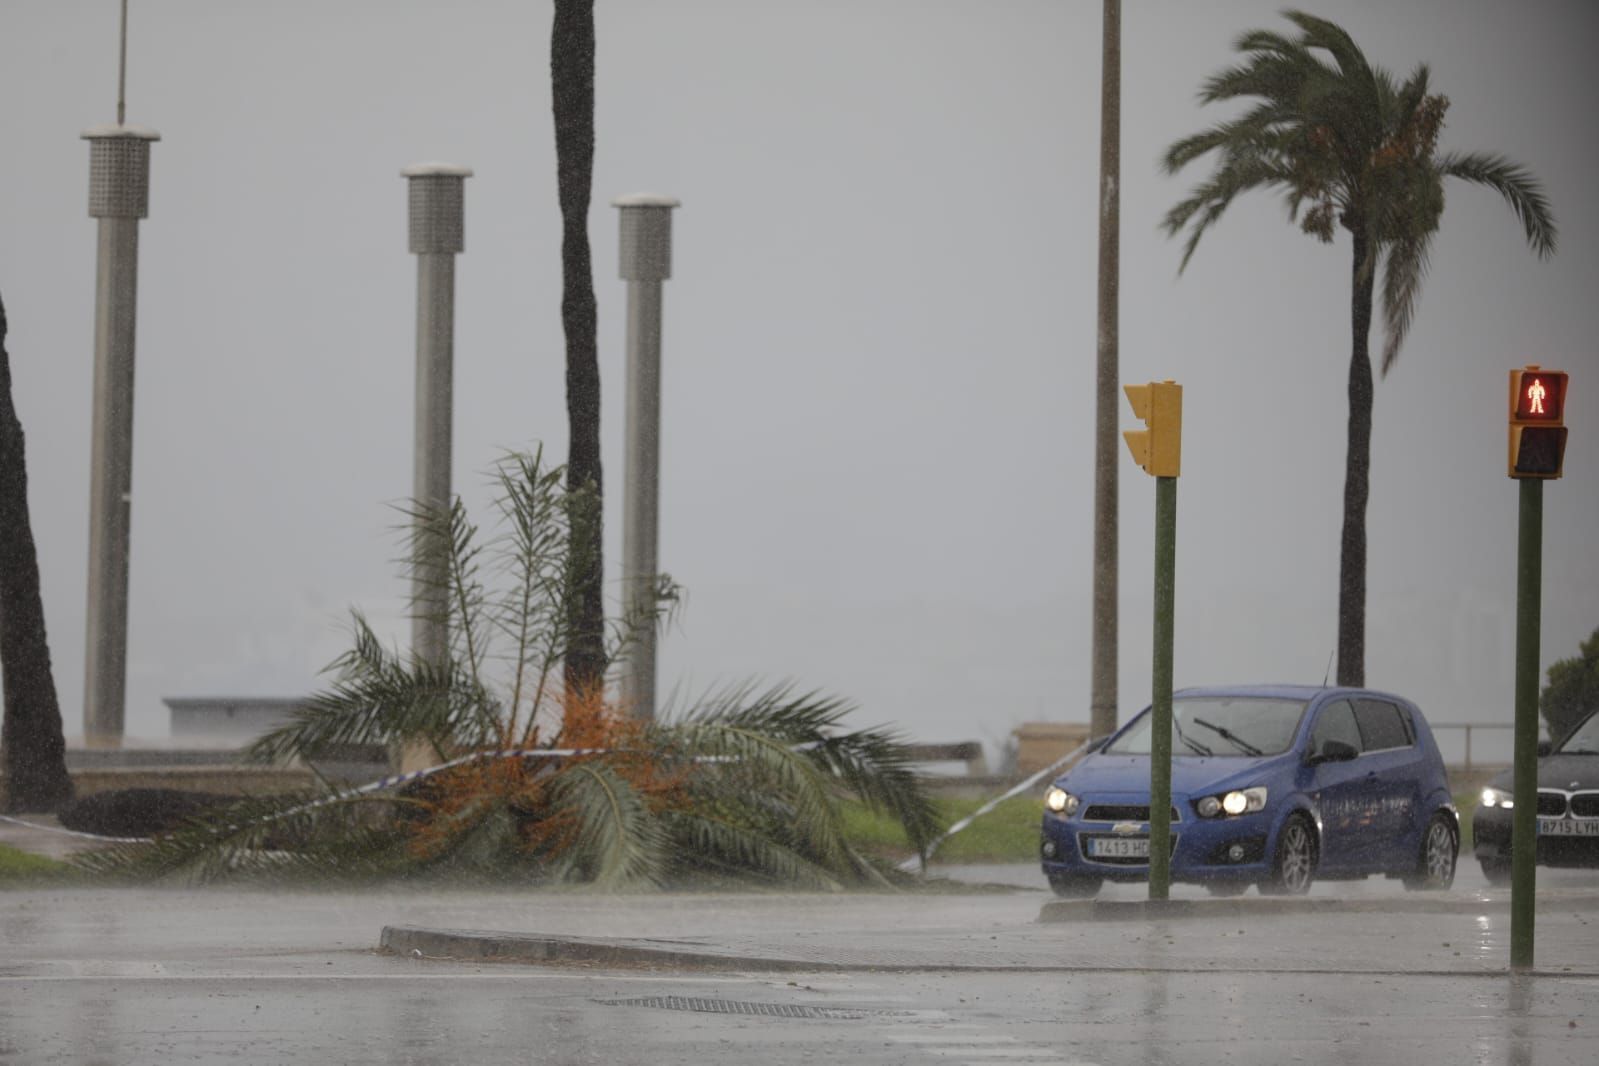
[77,449,941,887]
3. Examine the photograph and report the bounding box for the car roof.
[1171,683,1412,704]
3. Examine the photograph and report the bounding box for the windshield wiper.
[1172,718,1213,756]
[1191,716,1263,756]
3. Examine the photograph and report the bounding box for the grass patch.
[843,793,1041,865]
[0,843,76,885]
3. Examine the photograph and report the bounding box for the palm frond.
[662,806,845,891]
[802,726,943,855]
[1283,10,1375,91]
[1393,63,1432,128]
[248,623,500,764]
[486,447,571,740]
[1163,153,1298,272]
[667,721,851,872]
[72,790,418,885]
[543,760,668,888]
[1436,151,1558,258]
[1162,103,1296,175]
[1378,229,1434,375]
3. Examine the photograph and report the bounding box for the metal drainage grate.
[598,996,907,1020]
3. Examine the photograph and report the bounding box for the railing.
[1429,721,1515,772]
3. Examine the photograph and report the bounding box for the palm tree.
[76,451,940,887]
[0,292,74,814]
[1162,11,1556,686]
[549,0,607,697]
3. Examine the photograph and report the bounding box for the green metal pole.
[1148,475,1176,900]
[1510,478,1542,970]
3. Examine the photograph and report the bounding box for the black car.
[1472,707,1599,883]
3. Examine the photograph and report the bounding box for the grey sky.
[1,0,1595,759]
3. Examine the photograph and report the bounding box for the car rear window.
[1353,700,1412,751]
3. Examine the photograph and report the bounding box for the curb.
[379,924,1599,978]
[380,926,847,973]
[1039,891,1599,922]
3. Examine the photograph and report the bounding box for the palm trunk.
[1337,230,1375,688]
[551,0,607,695]
[0,293,74,813]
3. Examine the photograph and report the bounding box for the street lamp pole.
[613,194,679,722]
[81,123,159,748]
[402,164,471,679]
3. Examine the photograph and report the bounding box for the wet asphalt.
[1,862,1597,1064]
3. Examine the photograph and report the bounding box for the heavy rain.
[2,2,1598,1064]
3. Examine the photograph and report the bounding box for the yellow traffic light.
[1124,380,1182,478]
[1508,365,1568,479]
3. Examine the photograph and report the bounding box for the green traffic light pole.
[1148,475,1176,900]
[1510,478,1542,970]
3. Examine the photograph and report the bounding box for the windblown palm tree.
[1162,10,1556,686]
[78,451,940,887]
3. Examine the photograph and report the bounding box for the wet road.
[1,872,1596,1064]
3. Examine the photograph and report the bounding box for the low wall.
[0,766,320,807]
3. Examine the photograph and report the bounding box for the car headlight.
[1196,786,1267,818]
[1045,787,1079,816]
[1480,786,1514,809]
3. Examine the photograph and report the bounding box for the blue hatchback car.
[1039,685,1458,897]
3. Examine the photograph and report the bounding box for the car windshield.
[1557,713,1599,754]
[1103,697,1308,757]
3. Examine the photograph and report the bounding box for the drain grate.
[598,996,907,1020]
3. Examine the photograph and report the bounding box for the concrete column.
[402,164,470,674]
[81,123,158,748]
[613,194,679,722]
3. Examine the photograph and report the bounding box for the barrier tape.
[897,738,1095,873]
[0,741,811,846]
[0,813,151,845]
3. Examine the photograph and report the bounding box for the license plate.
[1538,818,1599,837]
[1087,836,1150,858]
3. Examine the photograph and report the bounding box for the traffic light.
[1124,380,1182,478]
[1508,365,1568,479]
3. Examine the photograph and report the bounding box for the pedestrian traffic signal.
[1508,366,1568,479]
[1124,380,1182,478]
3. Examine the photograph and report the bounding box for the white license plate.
[1538,818,1599,837]
[1088,836,1150,858]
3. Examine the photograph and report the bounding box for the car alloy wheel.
[1404,814,1458,891]
[1260,815,1316,895]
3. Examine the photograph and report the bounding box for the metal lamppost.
[613,194,679,722]
[81,123,159,748]
[402,163,471,677]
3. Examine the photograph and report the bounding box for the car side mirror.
[1085,736,1109,754]
[1307,739,1358,766]
[1537,740,1552,757]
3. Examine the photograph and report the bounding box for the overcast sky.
[2,0,1595,761]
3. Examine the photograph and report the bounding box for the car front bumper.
[1039,801,1273,884]
[1471,805,1599,868]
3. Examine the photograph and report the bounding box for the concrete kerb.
[1039,890,1599,922]
[380,888,1599,975]
[380,925,850,973]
